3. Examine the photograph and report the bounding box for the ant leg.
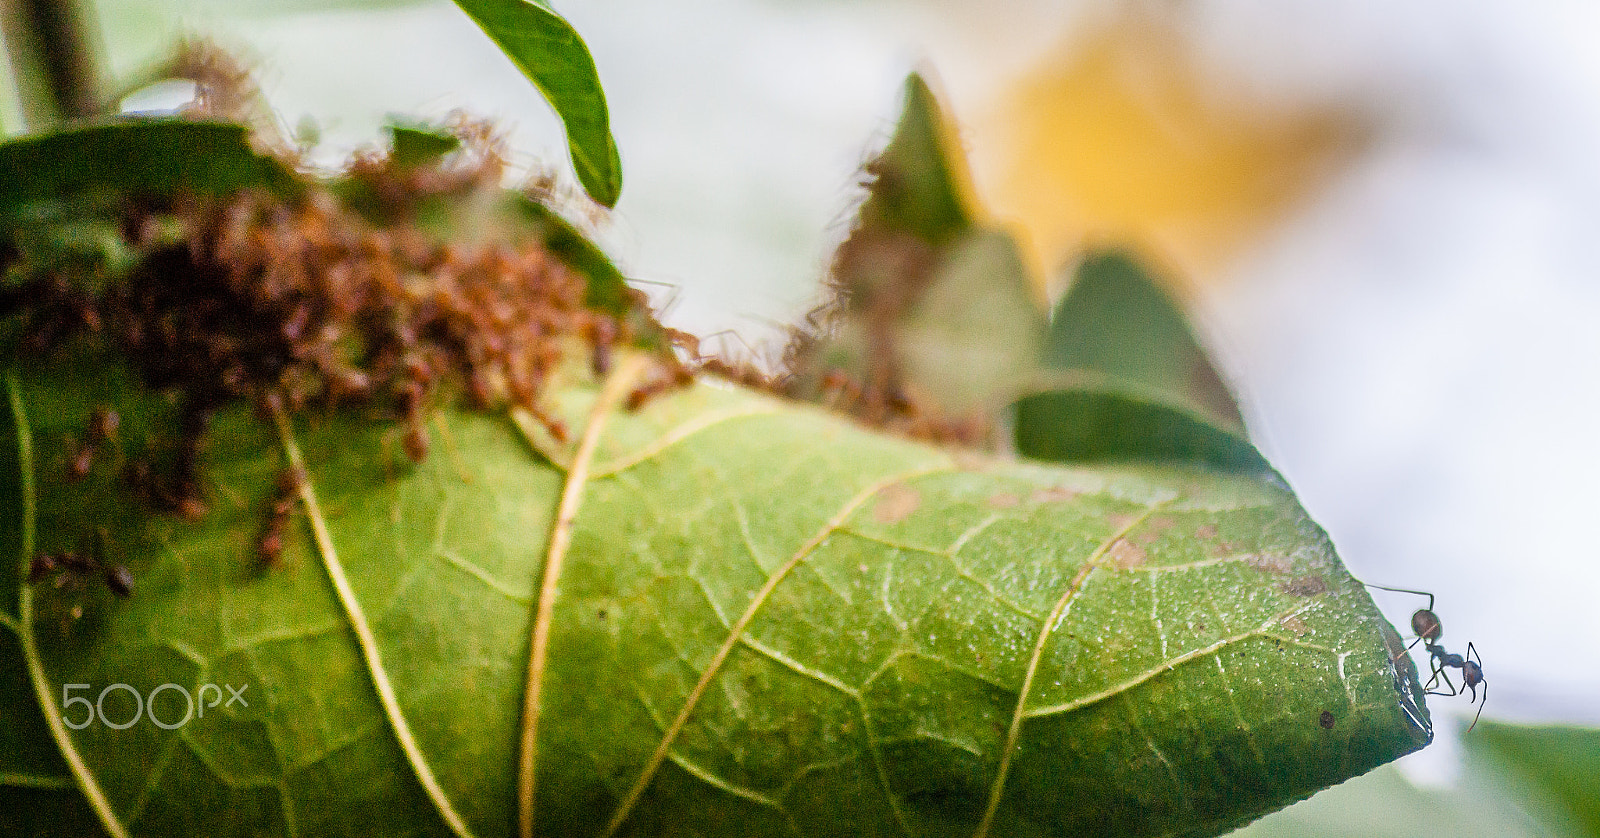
[1467,679,1487,732]
[1425,664,1460,698]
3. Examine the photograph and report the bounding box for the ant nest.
[1,120,665,579]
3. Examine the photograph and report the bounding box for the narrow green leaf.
[3,350,1431,838]
[0,121,299,219]
[450,0,622,207]
[1042,249,1244,431]
[1015,383,1270,473]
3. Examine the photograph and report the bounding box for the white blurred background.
[76,0,1600,797]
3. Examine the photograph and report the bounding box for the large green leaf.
[449,0,622,208]
[2,347,1430,837]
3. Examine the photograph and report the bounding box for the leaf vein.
[974,499,1169,838]
[603,461,957,837]
[270,407,478,838]
[590,403,784,479]
[1022,608,1322,718]
[8,374,132,838]
[738,635,859,697]
[518,354,649,838]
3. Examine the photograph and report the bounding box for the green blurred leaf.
[2,350,1430,837]
[1013,250,1262,470]
[1230,722,1600,838]
[1226,762,1556,838]
[1015,383,1269,473]
[450,0,622,207]
[387,120,462,171]
[857,73,974,245]
[792,75,1042,421]
[1043,250,1243,431]
[1471,722,1600,838]
[0,121,299,220]
[513,197,634,320]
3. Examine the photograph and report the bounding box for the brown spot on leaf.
[1196,524,1218,539]
[1319,710,1335,729]
[1031,486,1080,504]
[873,483,921,524]
[1108,539,1147,570]
[987,492,1020,509]
[1107,512,1139,531]
[1279,614,1309,635]
[1280,574,1328,598]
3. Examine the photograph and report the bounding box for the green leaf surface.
[2,349,1430,837]
[450,0,622,207]
[1042,250,1244,432]
[0,121,299,220]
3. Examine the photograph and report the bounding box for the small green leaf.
[450,0,622,207]
[514,197,634,320]
[1042,249,1244,431]
[0,121,299,220]
[387,120,462,171]
[1014,249,1262,470]
[858,73,975,245]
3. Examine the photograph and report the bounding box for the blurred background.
[3,0,1597,834]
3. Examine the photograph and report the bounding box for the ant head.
[1411,609,1443,643]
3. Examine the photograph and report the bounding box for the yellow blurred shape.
[977,11,1365,291]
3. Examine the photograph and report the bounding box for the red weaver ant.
[1367,585,1487,731]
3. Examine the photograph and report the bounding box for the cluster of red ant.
[1371,585,1487,731]
[2,122,658,586]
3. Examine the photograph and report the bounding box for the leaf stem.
[518,352,649,838]
[0,0,102,129]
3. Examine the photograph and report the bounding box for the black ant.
[1367,585,1487,731]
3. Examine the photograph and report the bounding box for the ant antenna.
[624,276,683,320]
